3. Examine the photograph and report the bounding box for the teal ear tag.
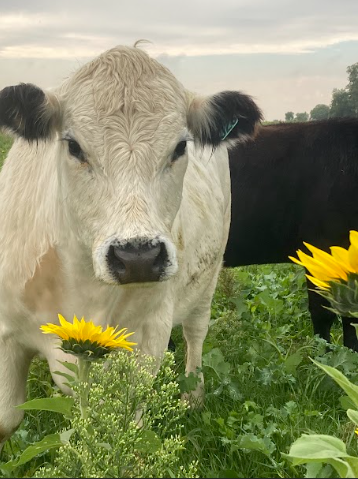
[221,119,238,140]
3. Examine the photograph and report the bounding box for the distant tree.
[330,88,355,118]
[285,111,294,122]
[347,62,358,116]
[295,112,309,122]
[310,104,330,121]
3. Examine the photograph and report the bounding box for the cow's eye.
[68,139,86,162]
[172,140,187,162]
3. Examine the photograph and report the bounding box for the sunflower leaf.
[16,397,74,417]
[311,359,358,409]
[0,433,64,473]
[58,360,79,376]
[52,370,77,384]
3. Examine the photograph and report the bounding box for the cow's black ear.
[0,83,60,141]
[188,91,263,147]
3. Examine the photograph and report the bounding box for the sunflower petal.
[305,274,330,290]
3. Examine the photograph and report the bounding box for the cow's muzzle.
[107,239,169,284]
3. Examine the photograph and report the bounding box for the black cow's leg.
[307,286,336,343]
[308,283,358,351]
[168,336,176,352]
[342,317,358,351]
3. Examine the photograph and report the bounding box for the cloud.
[0,0,358,58]
[0,0,357,119]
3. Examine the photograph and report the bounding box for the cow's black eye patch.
[67,139,86,163]
[172,140,187,162]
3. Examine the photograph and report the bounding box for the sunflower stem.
[77,357,91,420]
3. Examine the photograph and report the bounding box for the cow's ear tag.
[221,119,238,140]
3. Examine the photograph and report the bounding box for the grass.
[0,132,13,166]
[1,134,358,477]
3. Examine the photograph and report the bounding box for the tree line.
[284,62,358,122]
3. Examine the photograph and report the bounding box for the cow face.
[0,46,262,286]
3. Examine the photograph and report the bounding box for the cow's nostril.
[108,245,126,273]
[107,240,168,284]
[153,242,167,272]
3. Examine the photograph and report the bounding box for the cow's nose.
[107,241,168,284]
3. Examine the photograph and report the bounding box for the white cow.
[0,45,261,446]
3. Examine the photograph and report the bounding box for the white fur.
[0,46,233,445]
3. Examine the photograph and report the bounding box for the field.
[0,133,357,478]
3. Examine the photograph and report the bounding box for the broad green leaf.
[340,395,356,411]
[305,463,335,478]
[351,324,358,339]
[286,434,357,478]
[326,458,355,478]
[288,434,348,461]
[347,409,358,426]
[135,430,161,454]
[235,433,275,457]
[177,372,201,393]
[16,397,74,417]
[60,428,74,443]
[284,352,303,375]
[203,348,231,379]
[58,360,78,376]
[52,369,77,384]
[305,462,324,478]
[311,359,358,408]
[345,457,358,478]
[97,442,112,451]
[2,433,63,472]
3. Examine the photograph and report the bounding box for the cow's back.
[224,118,358,266]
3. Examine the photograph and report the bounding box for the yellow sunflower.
[289,231,358,290]
[41,314,136,359]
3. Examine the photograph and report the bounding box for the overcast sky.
[1,0,357,120]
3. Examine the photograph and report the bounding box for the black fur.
[196,91,263,146]
[0,83,54,140]
[224,118,358,351]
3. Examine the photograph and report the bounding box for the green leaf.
[288,434,348,460]
[2,433,64,472]
[203,348,231,379]
[232,298,248,316]
[52,370,77,384]
[340,395,356,411]
[311,359,358,408]
[58,360,78,376]
[97,442,112,451]
[177,372,201,393]
[284,352,303,375]
[202,411,212,425]
[60,428,74,443]
[345,457,358,478]
[347,409,358,426]
[286,434,358,478]
[305,462,324,478]
[16,397,74,417]
[235,433,275,457]
[135,430,162,454]
[305,463,336,478]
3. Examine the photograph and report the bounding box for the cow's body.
[0,45,261,445]
[224,119,358,350]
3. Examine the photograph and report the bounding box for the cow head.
[0,46,262,286]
